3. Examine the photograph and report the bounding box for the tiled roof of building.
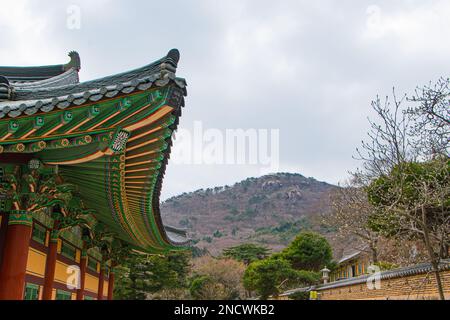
[0,49,189,251]
[338,250,363,264]
[0,49,186,119]
[0,51,80,83]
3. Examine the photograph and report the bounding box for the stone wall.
[319,269,450,300]
[278,260,450,300]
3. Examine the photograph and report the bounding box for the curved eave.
[45,85,189,252]
[0,49,184,119]
[11,68,80,90]
[0,51,80,83]
[119,89,189,250]
[150,102,191,248]
[0,49,189,252]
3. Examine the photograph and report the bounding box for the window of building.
[88,257,98,272]
[32,223,46,244]
[56,289,72,300]
[84,295,95,300]
[61,241,77,260]
[358,263,362,275]
[24,283,39,300]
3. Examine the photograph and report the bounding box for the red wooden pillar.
[76,249,87,300]
[97,263,105,300]
[0,211,33,300]
[42,230,59,300]
[107,268,115,300]
[0,212,10,266]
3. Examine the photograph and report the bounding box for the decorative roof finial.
[166,49,180,67]
[64,51,81,71]
[0,76,11,100]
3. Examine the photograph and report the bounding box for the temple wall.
[85,273,99,294]
[0,216,110,300]
[26,247,46,278]
[319,269,450,300]
[23,248,107,299]
[23,247,108,299]
[277,265,450,300]
[54,260,72,285]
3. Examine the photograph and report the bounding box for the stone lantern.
[321,266,331,284]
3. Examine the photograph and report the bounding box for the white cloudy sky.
[1,0,449,199]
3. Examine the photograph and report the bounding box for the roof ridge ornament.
[0,51,81,84]
[64,51,81,71]
[166,49,180,67]
[160,49,180,78]
[0,76,12,100]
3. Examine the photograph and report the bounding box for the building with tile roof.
[0,49,188,300]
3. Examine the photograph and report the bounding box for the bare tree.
[356,90,415,179]
[407,77,450,156]
[326,178,382,263]
[356,85,449,300]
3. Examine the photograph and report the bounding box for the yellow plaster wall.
[26,247,46,277]
[103,281,109,297]
[85,274,99,294]
[54,260,71,284]
[75,249,81,263]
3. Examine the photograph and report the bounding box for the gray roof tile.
[0,49,187,119]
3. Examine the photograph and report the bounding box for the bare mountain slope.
[161,173,338,255]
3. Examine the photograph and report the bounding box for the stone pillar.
[97,263,105,300]
[0,211,33,300]
[321,266,330,284]
[76,249,87,300]
[42,230,59,300]
[107,268,115,300]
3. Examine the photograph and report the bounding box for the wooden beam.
[19,128,37,139]
[42,123,65,137]
[127,126,163,143]
[89,110,121,130]
[126,138,159,152]
[66,117,93,134]
[125,150,157,160]
[45,150,105,165]
[124,106,173,132]
[0,133,12,141]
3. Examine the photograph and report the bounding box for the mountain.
[161,173,339,255]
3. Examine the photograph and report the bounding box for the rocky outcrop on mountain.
[161,173,339,255]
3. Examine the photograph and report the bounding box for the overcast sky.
[1,0,449,199]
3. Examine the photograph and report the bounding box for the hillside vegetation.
[161,173,338,254]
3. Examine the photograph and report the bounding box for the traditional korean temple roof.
[0,51,80,84]
[0,49,188,252]
[337,250,363,264]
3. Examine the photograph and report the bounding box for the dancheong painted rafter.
[0,49,188,252]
